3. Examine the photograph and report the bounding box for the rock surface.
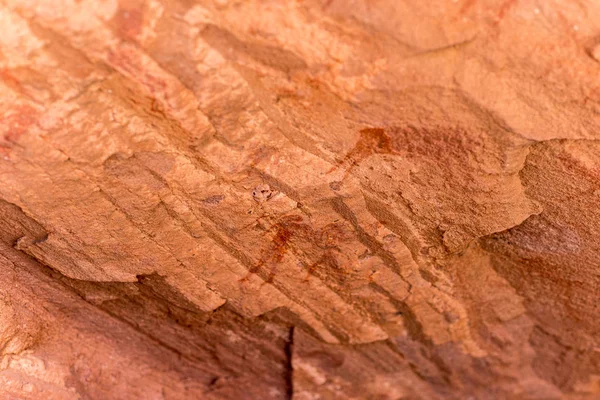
[1,0,599,398]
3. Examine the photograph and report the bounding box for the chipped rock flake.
[252,184,273,202]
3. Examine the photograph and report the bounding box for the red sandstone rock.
[0,0,599,399]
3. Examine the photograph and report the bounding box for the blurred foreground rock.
[0,0,599,398]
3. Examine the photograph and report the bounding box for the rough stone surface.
[1,0,599,399]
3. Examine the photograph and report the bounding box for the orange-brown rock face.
[1,1,599,399]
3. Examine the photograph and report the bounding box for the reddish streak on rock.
[497,0,518,23]
[242,215,306,283]
[243,215,352,284]
[144,73,168,98]
[108,48,141,77]
[0,68,24,94]
[317,223,347,249]
[2,105,39,143]
[107,48,168,100]
[331,128,396,174]
[115,7,144,40]
[272,225,294,263]
[323,0,335,9]
[351,128,396,158]
[304,256,325,282]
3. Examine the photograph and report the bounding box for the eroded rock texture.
[0,0,599,399]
